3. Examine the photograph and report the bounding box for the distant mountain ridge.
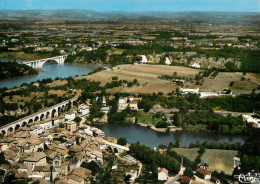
[0,10,260,25]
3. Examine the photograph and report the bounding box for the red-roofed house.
[196,168,212,180]
[180,176,192,184]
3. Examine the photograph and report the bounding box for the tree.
[183,167,194,178]
[195,157,201,164]
[225,61,236,72]
[0,153,7,165]
[198,146,205,154]
[117,137,127,146]
[81,161,99,175]
[67,101,72,110]
[229,81,235,86]
[173,112,183,127]
[174,136,180,148]
[124,174,131,183]
[50,166,53,182]
[74,117,82,124]
[155,121,168,128]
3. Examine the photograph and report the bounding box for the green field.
[172,148,199,161]
[201,149,237,175]
[173,148,237,175]
[136,111,161,126]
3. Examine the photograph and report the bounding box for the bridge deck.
[104,140,129,151]
[0,96,77,129]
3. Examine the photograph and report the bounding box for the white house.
[196,168,212,180]
[65,111,76,121]
[140,55,148,64]
[102,96,106,106]
[39,120,53,130]
[129,101,138,110]
[90,151,103,163]
[118,97,127,104]
[84,128,93,136]
[234,157,241,169]
[158,167,168,181]
[78,104,90,116]
[118,97,128,110]
[165,57,171,65]
[53,119,62,127]
[191,63,201,69]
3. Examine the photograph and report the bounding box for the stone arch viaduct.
[105,140,129,153]
[0,97,78,136]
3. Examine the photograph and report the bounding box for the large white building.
[78,104,90,116]
[181,87,199,94]
[65,111,76,121]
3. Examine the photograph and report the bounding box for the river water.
[0,58,98,88]
[96,124,245,148]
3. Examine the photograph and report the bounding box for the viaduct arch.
[0,97,77,136]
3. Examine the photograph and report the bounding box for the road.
[164,175,180,184]
[165,167,185,184]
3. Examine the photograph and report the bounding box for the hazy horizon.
[1,9,260,13]
[1,0,259,12]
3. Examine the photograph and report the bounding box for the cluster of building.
[118,96,141,111]
[134,52,240,70]
[157,162,220,184]
[0,100,137,184]
[0,125,108,183]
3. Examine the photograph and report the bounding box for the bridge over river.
[23,55,67,69]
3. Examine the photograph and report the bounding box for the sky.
[0,0,259,12]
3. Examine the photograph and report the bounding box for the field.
[173,148,237,175]
[201,149,237,175]
[82,64,200,94]
[136,111,161,126]
[80,64,259,94]
[172,148,199,161]
[107,48,126,55]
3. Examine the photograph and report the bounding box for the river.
[0,58,98,88]
[96,124,245,148]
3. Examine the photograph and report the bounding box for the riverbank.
[138,123,182,133]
